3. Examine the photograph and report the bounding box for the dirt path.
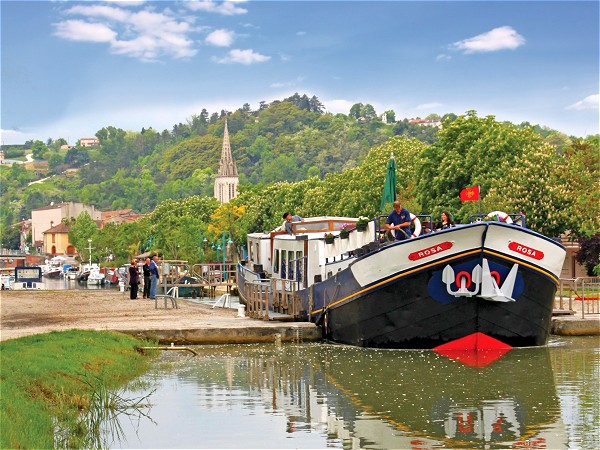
[0,290,238,342]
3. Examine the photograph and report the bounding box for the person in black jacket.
[435,211,456,231]
[128,259,140,300]
[142,257,151,299]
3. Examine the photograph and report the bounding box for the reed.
[0,330,157,449]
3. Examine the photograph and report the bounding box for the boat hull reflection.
[243,345,564,449]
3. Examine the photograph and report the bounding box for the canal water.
[99,336,598,449]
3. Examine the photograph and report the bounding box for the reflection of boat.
[301,345,564,449]
[238,215,566,349]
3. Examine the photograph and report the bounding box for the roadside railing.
[556,277,600,318]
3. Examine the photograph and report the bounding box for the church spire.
[214,119,239,203]
[217,120,238,177]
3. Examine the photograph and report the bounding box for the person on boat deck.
[435,211,456,231]
[282,212,303,235]
[385,201,412,240]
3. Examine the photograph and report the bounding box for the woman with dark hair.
[435,211,455,231]
[128,259,140,300]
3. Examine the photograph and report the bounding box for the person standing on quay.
[128,259,140,300]
[142,257,151,299]
[149,255,160,300]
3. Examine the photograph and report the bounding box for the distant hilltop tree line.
[0,94,597,270]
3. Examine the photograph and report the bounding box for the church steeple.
[214,120,239,203]
[217,120,238,177]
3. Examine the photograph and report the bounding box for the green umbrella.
[380,152,397,211]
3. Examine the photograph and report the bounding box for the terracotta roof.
[43,222,71,233]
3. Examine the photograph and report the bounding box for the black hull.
[319,256,557,349]
[239,222,565,350]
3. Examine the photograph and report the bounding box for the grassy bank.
[0,330,156,449]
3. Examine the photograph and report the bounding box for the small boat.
[66,266,79,281]
[237,212,566,350]
[0,268,14,290]
[42,264,63,278]
[12,266,44,290]
[78,263,99,283]
[86,267,105,285]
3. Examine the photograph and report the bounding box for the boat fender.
[485,211,513,224]
[410,213,422,238]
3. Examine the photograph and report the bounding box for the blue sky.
[1,0,598,145]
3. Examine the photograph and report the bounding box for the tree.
[349,103,363,120]
[384,110,396,123]
[31,140,48,160]
[0,224,21,250]
[68,212,100,262]
[557,136,600,237]
[415,111,571,236]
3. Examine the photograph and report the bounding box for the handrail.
[557,277,600,318]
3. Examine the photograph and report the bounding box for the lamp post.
[87,239,92,265]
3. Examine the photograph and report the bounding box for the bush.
[576,234,600,276]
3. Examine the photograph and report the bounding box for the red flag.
[460,186,480,202]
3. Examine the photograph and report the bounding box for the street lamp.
[87,239,92,265]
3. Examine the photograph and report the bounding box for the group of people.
[283,204,454,242]
[127,255,160,300]
[385,201,455,241]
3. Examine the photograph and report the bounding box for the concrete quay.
[551,314,600,336]
[1,290,598,344]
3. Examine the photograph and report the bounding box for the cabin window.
[255,243,260,264]
[296,251,303,282]
[274,249,279,274]
[280,251,287,278]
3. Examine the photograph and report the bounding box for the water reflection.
[106,337,599,449]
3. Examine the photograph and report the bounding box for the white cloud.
[566,94,599,110]
[451,26,525,53]
[53,20,117,42]
[215,48,270,64]
[324,99,354,114]
[206,29,235,47]
[0,129,29,144]
[54,4,198,61]
[185,0,247,16]
[436,53,451,62]
[65,4,131,22]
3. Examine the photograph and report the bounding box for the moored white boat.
[237,213,566,350]
[86,268,106,285]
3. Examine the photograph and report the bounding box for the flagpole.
[478,185,481,215]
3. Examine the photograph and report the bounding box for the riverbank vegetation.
[0,95,598,269]
[0,330,156,449]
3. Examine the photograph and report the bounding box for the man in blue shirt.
[149,255,160,299]
[385,201,412,240]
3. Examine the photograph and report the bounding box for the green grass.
[0,330,157,449]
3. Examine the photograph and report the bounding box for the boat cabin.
[244,216,376,290]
